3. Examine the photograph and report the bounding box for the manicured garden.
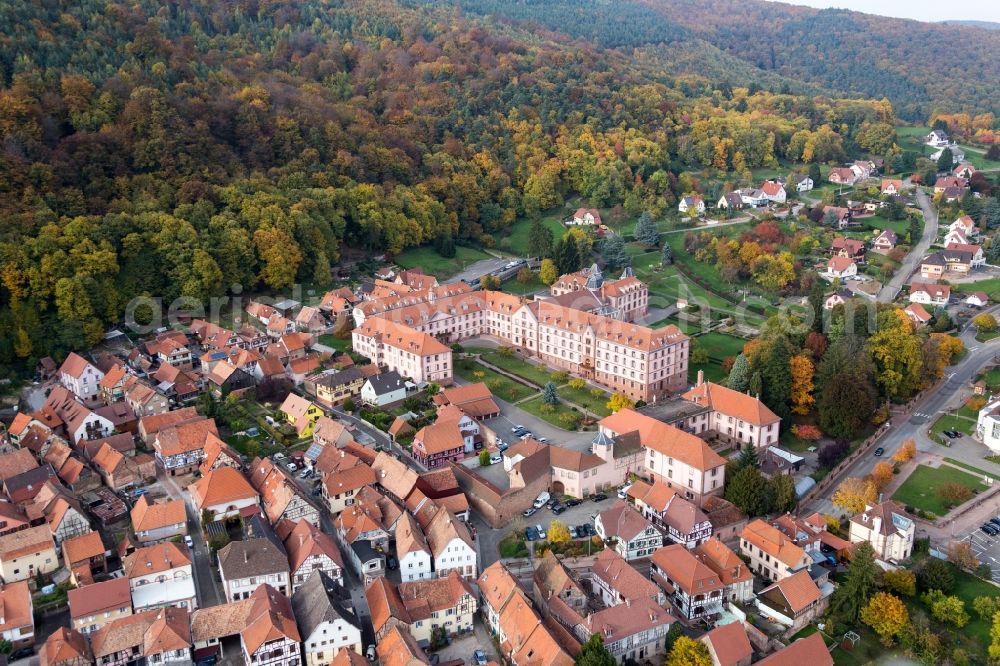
[453,358,536,403]
[481,351,556,388]
[696,331,747,360]
[892,464,989,516]
[394,245,493,278]
[518,394,584,430]
[556,383,612,417]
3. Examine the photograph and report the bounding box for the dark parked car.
[9,648,33,661]
[525,526,539,541]
[552,503,567,515]
[546,498,559,509]
[989,517,1000,529]
[387,556,399,570]
[982,524,998,536]
[873,447,884,457]
[565,498,582,507]
[592,493,608,502]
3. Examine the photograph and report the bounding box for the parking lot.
[964,521,1000,582]
[517,493,619,545]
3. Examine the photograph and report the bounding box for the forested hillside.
[0,0,891,371]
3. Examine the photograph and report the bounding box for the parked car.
[592,493,608,502]
[286,462,298,471]
[535,524,547,540]
[387,556,399,570]
[533,492,551,509]
[982,524,998,536]
[546,498,559,508]
[367,646,377,661]
[873,448,884,457]
[511,425,526,433]
[569,526,580,539]
[523,506,538,517]
[552,503,567,515]
[988,517,1000,528]
[519,432,533,440]
[617,484,632,499]
[184,534,193,548]
[474,649,488,666]
[565,498,582,507]
[525,526,539,541]
[498,441,509,452]
[537,437,549,443]
[9,648,33,661]
[489,454,502,464]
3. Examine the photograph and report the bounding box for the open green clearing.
[943,457,993,478]
[557,383,611,417]
[518,395,583,430]
[696,332,747,360]
[689,360,727,384]
[454,358,536,403]
[395,245,492,278]
[317,334,352,353]
[954,277,1000,301]
[891,463,989,516]
[502,273,544,295]
[503,216,567,256]
[481,352,557,388]
[951,564,1000,645]
[929,413,975,443]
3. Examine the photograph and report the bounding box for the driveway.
[877,186,937,302]
[158,467,222,607]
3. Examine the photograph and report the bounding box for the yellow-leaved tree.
[860,592,910,646]
[832,477,877,514]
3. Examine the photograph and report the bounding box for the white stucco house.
[977,398,1000,453]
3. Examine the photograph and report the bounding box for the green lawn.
[943,457,992,478]
[518,395,584,430]
[689,359,727,385]
[930,414,975,443]
[453,358,537,403]
[481,352,556,388]
[956,144,1000,171]
[503,273,544,295]
[892,464,989,516]
[980,367,1000,389]
[958,277,1000,300]
[695,332,747,360]
[952,565,1000,645]
[504,216,567,256]
[317,334,353,353]
[557,383,612,417]
[394,245,493,278]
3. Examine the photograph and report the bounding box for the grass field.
[930,413,976,443]
[503,273,544,295]
[454,358,536,403]
[557,383,611,417]
[395,245,492,278]
[892,464,989,516]
[980,367,1000,389]
[943,457,993,478]
[481,352,556,388]
[316,334,352,353]
[504,216,567,256]
[696,332,747,360]
[951,565,1000,645]
[689,359,727,384]
[956,277,1000,300]
[518,395,583,430]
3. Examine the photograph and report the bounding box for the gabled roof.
[597,501,657,542]
[284,519,344,574]
[61,530,104,565]
[741,519,807,569]
[763,569,822,614]
[0,524,55,560]
[68,577,132,620]
[354,318,451,357]
[395,511,430,558]
[650,544,723,595]
[218,538,289,580]
[365,370,408,396]
[0,580,32,638]
[590,548,661,603]
[368,571,474,634]
[377,626,429,666]
[700,622,753,666]
[189,467,258,510]
[478,561,522,612]
[154,418,218,457]
[40,626,92,666]
[143,607,192,656]
[598,409,725,471]
[291,570,357,639]
[59,352,98,380]
[0,448,39,481]
[755,634,832,666]
[241,584,300,655]
[682,380,780,427]
[423,506,474,556]
[123,541,191,578]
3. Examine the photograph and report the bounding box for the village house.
[761,181,786,204]
[945,241,985,268]
[739,189,768,207]
[366,571,477,645]
[199,436,243,476]
[124,542,197,611]
[682,375,781,449]
[909,283,950,307]
[926,129,950,147]
[570,208,602,226]
[626,479,711,548]
[598,408,726,507]
[152,417,219,476]
[827,167,857,185]
[693,537,754,603]
[880,179,903,196]
[968,292,990,308]
[249,458,321,527]
[830,237,867,263]
[313,367,367,407]
[218,537,291,601]
[821,205,852,229]
[59,353,105,406]
[61,531,106,585]
[68,578,132,636]
[824,256,857,280]
[589,548,665,608]
[92,442,140,491]
[951,214,978,238]
[145,331,194,368]
[904,303,933,325]
[321,456,376,516]
[411,420,466,469]
[595,501,664,561]
[848,501,915,563]
[533,551,588,621]
[90,608,193,666]
[361,371,411,408]
[131,496,187,544]
[700,622,753,666]
[279,394,324,439]
[823,288,853,310]
[239,584,302,666]
[934,175,968,195]
[423,505,477,579]
[36,387,115,444]
[740,519,812,582]
[716,192,745,210]
[572,596,673,665]
[433,383,501,420]
[295,306,328,335]
[39,626,91,666]
[792,174,813,192]
[0,525,57,583]
[0,580,33,652]
[871,228,897,252]
[678,195,705,215]
[292,570,362,666]
[650,544,724,621]
[755,569,829,634]
[334,488,396,584]
[189,467,260,521]
[395,512,433,582]
[282,519,345,592]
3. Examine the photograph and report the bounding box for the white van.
[533,491,551,509]
[617,484,632,500]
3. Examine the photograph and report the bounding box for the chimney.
[697,369,704,387]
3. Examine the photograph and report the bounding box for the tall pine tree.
[527,219,554,258]
[634,211,660,247]
[727,354,751,392]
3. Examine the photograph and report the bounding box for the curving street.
[877,185,938,302]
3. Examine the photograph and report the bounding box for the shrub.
[792,424,823,441]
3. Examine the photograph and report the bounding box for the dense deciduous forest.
[0,0,933,373]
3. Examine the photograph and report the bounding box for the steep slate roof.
[598,409,725,471]
[291,570,357,639]
[218,538,289,581]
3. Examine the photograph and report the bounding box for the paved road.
[877,186,937,302]
[806,323,1000,517]
[158,468,222,607]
